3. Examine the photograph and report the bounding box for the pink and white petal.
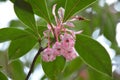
[52,4,57,17]
[58,7,65,21]
[65,22,75,27]
[74,30,83,34]
[52,4,59,24]
[47,24,52,30]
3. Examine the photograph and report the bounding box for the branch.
[25,47,46,80]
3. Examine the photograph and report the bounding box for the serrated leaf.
[0,71,8,80]
[8,60,26,80]
[64,0,96,22]
[0,28,30,43]
[42,56,66,79]
[29,0,51,23]
[14,0,37,30]
[75,34,112,77]
[8,36,37,60]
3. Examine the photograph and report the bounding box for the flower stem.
[49,23,57,41]
[25,47,46,80]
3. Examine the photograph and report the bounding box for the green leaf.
[0,65,2,69]
[8,60,26,80]
[75,34,112,77]
[0,28,30,43]
[102,13,116,43]
[14,0,36,30]
[10,0,16,3]
[8,36,37,60]
[0,71,8,80]
[63,57,83,77]
[25,26,47,39]
[73,21,92,36]
[42,56,66,79]
[111,43,120,55]
[64,0,96,22]
[29,0,51,23]
[38,26,47,36]
[9,20,26,28]
[88,68,113,80]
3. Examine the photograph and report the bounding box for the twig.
[25,47,46,80]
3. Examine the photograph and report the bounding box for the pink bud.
[58,7,64,21]
[47,24,51,30]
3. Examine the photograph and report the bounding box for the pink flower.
[42,48,56,62]
[61,33,75,48]
[53,42,63,56]
[41,4,83,62]
[62,47,77,61]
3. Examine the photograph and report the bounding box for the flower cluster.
[42,4,83,62]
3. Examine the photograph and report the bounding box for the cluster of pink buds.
[42,4,83,62]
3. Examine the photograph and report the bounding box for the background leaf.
[42,56,66,79]
[63,0,96,22]
[0,28,30,43]
[8,36,37,60]
[14,0,36,31]
[7,60,26,80]
[75,34,112,77]
[0,71,8,80]
[0,65,2,69]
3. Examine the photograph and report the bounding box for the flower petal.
[65,22,75,27]
[58,7,65,21]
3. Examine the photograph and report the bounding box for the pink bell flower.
[53,42,63,56]
[62,47,77,61]
[42,48,56,62]
[61,33,75,48]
